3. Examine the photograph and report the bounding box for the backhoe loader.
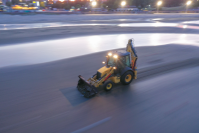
[77,39,138,98]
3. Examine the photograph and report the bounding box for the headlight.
[113,55,118,59]
[108,52,112,56]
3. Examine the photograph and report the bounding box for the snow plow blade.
[77,75,98,98]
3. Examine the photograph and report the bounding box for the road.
[0,62,198,133]
[0,33,198,68]
[0,14,198,45]
[0,13,198,133]
[0,20,199,30]
[0,13,198,24]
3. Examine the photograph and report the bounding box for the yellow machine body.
[108,76,121,84]
[97,66,112,78]
[87,66,114,88]
[77,39,138,98]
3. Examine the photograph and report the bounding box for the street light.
[148,5,151,9]
[92,1,97,7]
[121,1,126,7]
[186,1,192,13]
[157,1,162,13]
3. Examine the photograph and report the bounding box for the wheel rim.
[106,83,112,90]
[125,74,132,82]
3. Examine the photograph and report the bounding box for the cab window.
[125,55,130,67]
[118,55,130,68]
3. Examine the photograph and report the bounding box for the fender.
[120,67,134,76]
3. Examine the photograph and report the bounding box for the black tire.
[103,80,114,91]
[121,71,134,85]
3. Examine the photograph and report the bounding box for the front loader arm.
[88,68,114,88]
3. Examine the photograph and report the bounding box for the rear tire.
[121,71,134,85]
[103,80,114,91]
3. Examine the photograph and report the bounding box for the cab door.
[118,55,131,70]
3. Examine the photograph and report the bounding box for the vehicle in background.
[11,5,38,10]
[116,6,139,12]
[0,5,8,12]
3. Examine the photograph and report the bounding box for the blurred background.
[0,0,199,133]
[0,0,199,13]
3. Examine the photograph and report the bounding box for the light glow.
[113,67,117,69]
[92,1,97,6]
[186,1,192,5]
[87,36,101,52]
[108,53,112,56]
[157,1,162,6]
[102,61,105,64]
[113,55,118,59]
[183,25,188,28]
[121,1,126,6]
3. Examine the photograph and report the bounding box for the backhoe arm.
[126,39,138,79]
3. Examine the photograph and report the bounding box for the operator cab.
[106,50,131,70]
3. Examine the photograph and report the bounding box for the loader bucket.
[77,75,98,98]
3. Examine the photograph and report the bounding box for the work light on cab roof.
[108,52,112,56]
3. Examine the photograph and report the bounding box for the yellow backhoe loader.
[77,39,138,98]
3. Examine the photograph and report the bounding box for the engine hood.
[97,66,112,78]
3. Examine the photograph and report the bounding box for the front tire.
[121,71,134,85]
[103,80,114,91]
